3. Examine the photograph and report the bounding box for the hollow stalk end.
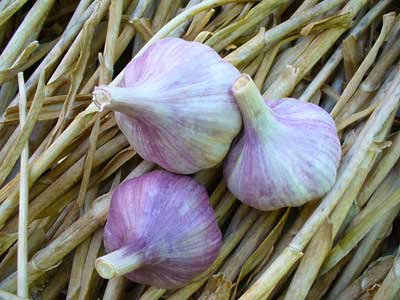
[93,87,112,112]
[232,73,277,129]
[95,246,144,279]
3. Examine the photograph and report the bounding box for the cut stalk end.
[93,87,112,112]
[95,246,144,279]
[232,73,278,130]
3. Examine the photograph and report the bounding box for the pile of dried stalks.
[0,0,399,299]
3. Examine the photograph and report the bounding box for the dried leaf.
[76,116,100,208]
[97,148,136,182]
[198,274,233,300]
[301,12,352,36]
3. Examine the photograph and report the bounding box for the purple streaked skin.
[224,76,341,210]
[102,170,222,289]
[93,38,242,174]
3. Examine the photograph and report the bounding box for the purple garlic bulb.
[224,74,341,210]
[93,38,241,174]
[95,170,222,289]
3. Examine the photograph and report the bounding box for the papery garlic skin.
[93,38,241,174]
[224,75,341,210]
[96,170,222,289]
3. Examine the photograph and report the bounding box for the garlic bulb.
[224,74,341,210]
[93,38,242,174]
[95,170,222,289]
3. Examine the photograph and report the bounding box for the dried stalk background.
[0,0,400,299]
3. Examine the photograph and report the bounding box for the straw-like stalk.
[16,73,28,299]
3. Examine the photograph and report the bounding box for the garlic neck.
[232,74,278,131]
[95,245,144,279]
[93,86,143,116]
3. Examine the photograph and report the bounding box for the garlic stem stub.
[95,170,222,289]
[93,38,242,174]
[224,74,341,210]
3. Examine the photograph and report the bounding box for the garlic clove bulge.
[95,170,222,289]
[93,38,242,174]
[224,74,341,210]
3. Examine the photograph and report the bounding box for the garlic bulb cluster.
[95,170,222,289]
[224,75,341,210]
[93,38,242,174]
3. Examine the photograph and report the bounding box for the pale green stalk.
[80,0,148,93]
[206,0,289,52]
[4,134,128,232]
[215,192,237,225]
[0,0,56,70]
[0,39,57,86]
[16,73,28,299]
[141,0,249,51]
[224,205,251,237]
[0,289,26,300]
[331,13,395,118]
[224,0,348,67]
[371,251,400,300]
[103,277,126,300]
[382,15,400,54]
[168,0,203,38]
[138,287,166,300]
[328,103,395,240]
[47,0,111,87]
[100,0,123,84]
[3,0,96,109]
[261,0,370,99]
[221,211,281,281]
[321,186,400,274]
[0,105,98,229]
[335,256,395,300]
[0,0,29,27]
[283,222,332,300]
[329,204,400,298]
[347,162,400,233]
[356,132,400,208]
[0,73,44,186]
[40,258,72,300]
[336,37,400,120]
